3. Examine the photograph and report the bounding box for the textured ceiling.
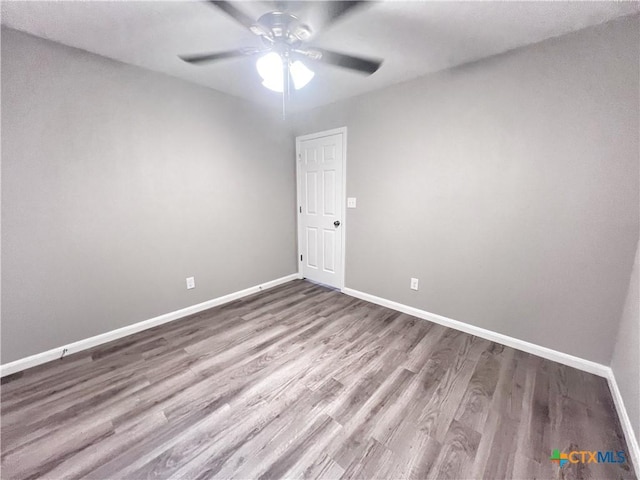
[2,1,638,112]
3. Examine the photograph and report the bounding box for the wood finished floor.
[0,280,635,480]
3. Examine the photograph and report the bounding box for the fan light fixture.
[256,52,314,93]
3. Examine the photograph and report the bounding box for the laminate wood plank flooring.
[0,280,635,479]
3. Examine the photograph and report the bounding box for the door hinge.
[299,206,302,213]
[300,255,303,261]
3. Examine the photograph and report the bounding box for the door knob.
[334,220,341,227]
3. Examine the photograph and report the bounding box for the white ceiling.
[2,1,638,112]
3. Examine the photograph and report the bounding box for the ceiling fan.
[178,1,383,115]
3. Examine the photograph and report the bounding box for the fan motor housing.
[257,11,312,46]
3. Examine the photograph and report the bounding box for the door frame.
[295,127,347,290]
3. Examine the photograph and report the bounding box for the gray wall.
[2,16,638,368]
[1,28,297,364]
[292,15,639,365]
[612,240,639,441]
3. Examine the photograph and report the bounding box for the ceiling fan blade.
[179,49,256,65]
[278,2,368,36]
[322,1,367,27]
[207,1,259,32]
[308,48,382,75]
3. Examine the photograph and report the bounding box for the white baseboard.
[606,368,640,476]
[0,273,299,378]
[342,287,609,377]
[3,278,636,474]
[342,287,639,473]
[342,288,640,474]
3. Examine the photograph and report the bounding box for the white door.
[296,129,346,289]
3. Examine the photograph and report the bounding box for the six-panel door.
[298,132,344,288]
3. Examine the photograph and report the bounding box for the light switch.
[347,197,357,208]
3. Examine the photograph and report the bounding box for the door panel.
[323,230,335,272]
[297,131,344,288]
[323,170,336,215]
[306,227,318,268]
[306,172,317,214]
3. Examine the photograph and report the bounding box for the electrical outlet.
[186,277,195,289]
[410,278,419,291]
